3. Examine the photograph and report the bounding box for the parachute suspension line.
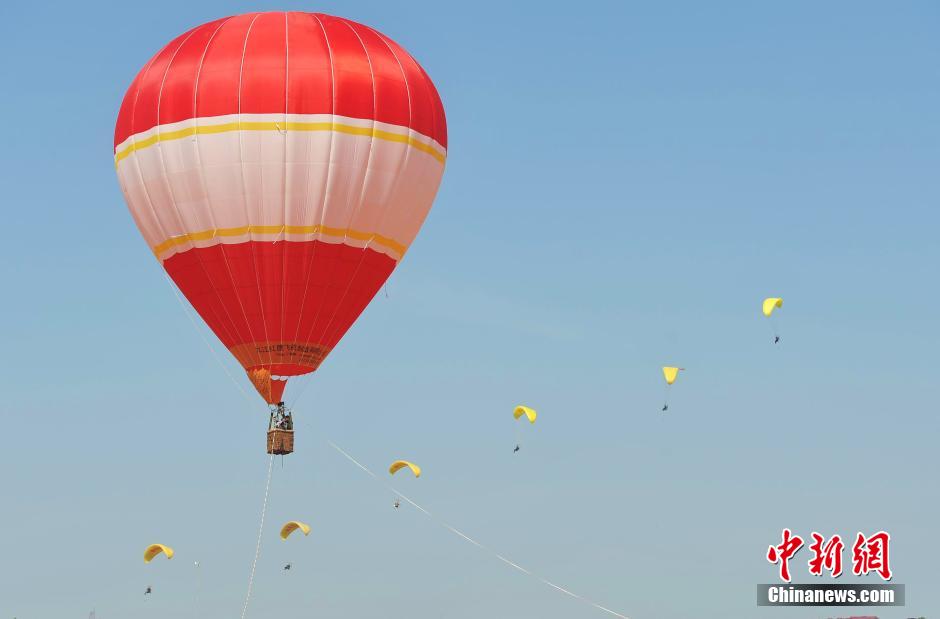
[327,440,631,619]
[241,453,275,619]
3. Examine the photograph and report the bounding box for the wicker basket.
[267,429,294,455]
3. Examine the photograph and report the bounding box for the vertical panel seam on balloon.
[319,24,417,349]
[143,26,247,377]
[152,24,224,346]
[237,13,276,372]
[297,15,354,360]
[311,18,384,351]
[186,16,248,354]
[318,21,401,349]
[119,28,167,273]
[283,12,336,407]
[124,35,180,250]
[121,32,190,381]
[278,11,290,375]
[284,12,321,376]
[399,39,444,253]
[287,13,337,360]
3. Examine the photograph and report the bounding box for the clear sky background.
[1,1,938,618]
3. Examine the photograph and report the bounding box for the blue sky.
[1,1,938,618]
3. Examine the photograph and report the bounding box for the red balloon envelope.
[115,12,447,403]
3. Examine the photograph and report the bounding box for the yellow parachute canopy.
[143,544,174,563]
[280,521,311,540]
[762,297,783,317]
[662,367,683,385]
[389,460,421,478]
[513,405,537,424]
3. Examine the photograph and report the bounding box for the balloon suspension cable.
[287,376,314,411]
[327,440,631,619]
[162,271,254,403]
[241,454,275,619]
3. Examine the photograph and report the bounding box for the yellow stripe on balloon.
[114,121,446,165]
[151,224,408,261]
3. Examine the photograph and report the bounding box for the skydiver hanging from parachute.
[662,367,684,412]
[279,521,309,572]
[142,544,171,597]
[762,298,784,344]
[512,406,536,453]
[389,461,419,509]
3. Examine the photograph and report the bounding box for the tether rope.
[164,274,628,619]
[327,440,631,619]
[241,453,275,619]
[167,276,276,619]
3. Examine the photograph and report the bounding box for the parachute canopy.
[662,367,683,385]
[143,544,174,563]
[114,12,447,404]
[389,460,421,478]
[280,521,311,540]
[762,297,783,317]
[513,406,537,424]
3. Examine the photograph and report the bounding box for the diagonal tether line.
[160,278,626,617]
[327,441,631,619]
[241,453,275,619]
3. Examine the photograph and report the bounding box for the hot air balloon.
[114,12,447,452]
